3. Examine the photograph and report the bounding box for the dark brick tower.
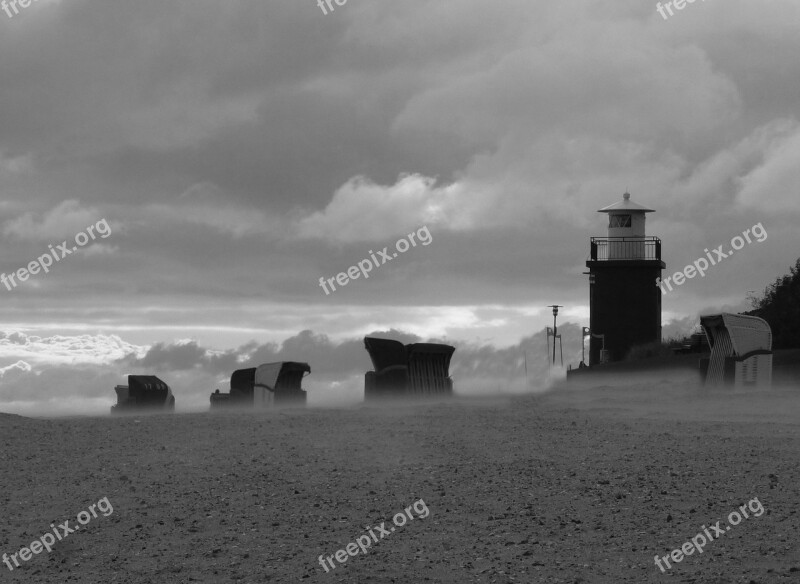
[586,192,665,364]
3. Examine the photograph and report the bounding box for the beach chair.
[363,337,455,399]
[112,375,175,413]
[210,362,310,408]
[700,313,772,387]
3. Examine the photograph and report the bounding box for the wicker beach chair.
[112,375,175,413]
[700,314,772,387]
[210,362,310,408]
[363,337,454,399]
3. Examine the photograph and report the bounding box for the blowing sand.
[1,378,798,583]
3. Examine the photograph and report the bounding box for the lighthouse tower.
[586,192,665,365]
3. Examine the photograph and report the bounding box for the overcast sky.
[1,0,798,414]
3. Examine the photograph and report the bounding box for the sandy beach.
[1,378,798,584]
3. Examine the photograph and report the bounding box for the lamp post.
[582,327,590,365]
[548,305,563,365]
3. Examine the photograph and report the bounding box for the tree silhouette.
[744,258,800,349]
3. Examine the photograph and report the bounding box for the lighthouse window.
[609,214,631,228]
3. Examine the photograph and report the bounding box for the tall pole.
[548,305,563,366]
[582,329,586,364]
[546,329,550,370]
[581,326,590,366]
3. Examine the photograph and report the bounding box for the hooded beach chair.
[363,337,455,399]
[112,375,175,413]
[700,313,772,387]
[210,362,310,408]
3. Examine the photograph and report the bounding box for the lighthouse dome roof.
[598,192,655,213]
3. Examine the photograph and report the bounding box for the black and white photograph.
[1,1,799,582]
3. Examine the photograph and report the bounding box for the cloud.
[292,8,752,244]
[0,0,798,411]
[0,360,32,377]
[116,329,373,379]
[0,151,34,175]
[736,121,800,214]
[0,364,121,410]
[3,200,104,242]
[0,331,144,366]
[296,174,478,242]
[145,182,283,239]
[393,27,740,151]
[81,243,119,257]
[126,339,211,372]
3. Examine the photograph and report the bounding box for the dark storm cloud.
[129,340,208,372]
[118,329,421,378]
[1,0,799,415]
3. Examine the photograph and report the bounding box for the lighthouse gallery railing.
[590,236,661,261]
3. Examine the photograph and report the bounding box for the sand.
[1,378,798,583]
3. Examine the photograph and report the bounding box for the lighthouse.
[585,192,665,365]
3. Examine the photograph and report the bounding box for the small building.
[700,313,773,387]
[585,192,666,364]
[112,375,175,413]
[210,362,310,408]
[363,337,455,399]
